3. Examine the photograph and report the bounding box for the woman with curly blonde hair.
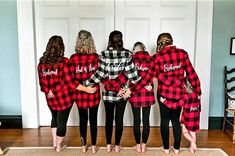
[69,30,99,153]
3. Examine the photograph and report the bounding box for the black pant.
[104,100,127,145]
[78,104,99,146]
[131,104,151,144]
[157,94,182,150]
[50,106,72,137]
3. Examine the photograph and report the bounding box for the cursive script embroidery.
[76,64,96,73]
[42,69,58,76]
[135,63,148,71]
[164,63,181,72]
[107,62,125,70]
[190,106,200,112]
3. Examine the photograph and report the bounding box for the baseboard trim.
[0,115,22,128]
[0,116,229,130]
[208,117,229,130]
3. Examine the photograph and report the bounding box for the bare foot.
[91,145,99,154]
[160,147,169,154]
[190,142,197,153]
[81,145,88,153]
[106,144,113,153]
[133,144,141,153]
[141,144,147,152]
[56,144,67,152]
[115,145,123,152]
[171,146,180,154]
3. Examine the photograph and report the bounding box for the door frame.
[17,0,213,129]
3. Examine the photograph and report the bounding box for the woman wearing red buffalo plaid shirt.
[122,33,201,154]
[69,30,100,154]
[38,35,73,152]
[161,79,201,153]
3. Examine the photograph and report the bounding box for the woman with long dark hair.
[38,35,73,152]
[84,30,140,153]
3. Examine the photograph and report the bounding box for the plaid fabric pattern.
[69,53,100,109]
[84,48,140,103]
[129,51,155,107]
[163,92,201,131]
[180,92,201,132]
[103,51,155,107]
[38,57,73,111]
[131,46,201,100]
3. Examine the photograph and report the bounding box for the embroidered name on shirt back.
[164,63,181,72]
[42,69,58,76]
[76,64,96,73]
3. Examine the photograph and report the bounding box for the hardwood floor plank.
[0,127,234,155]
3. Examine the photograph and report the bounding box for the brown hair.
[75,30,96,54]
[156,33,173,52]
[39,35,64,65]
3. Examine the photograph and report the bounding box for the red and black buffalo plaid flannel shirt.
[130,46,201,103]
[38,57,73,111]
[163,92,201,132]
[69,53,100,109]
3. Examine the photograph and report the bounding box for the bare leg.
[182,124,193,142]
[51,128,57,148]
[189,132,197,153]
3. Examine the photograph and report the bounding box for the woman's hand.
[76,84,97,93]
[47,90,54,98]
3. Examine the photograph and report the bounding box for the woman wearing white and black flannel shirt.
[84,30,140,153]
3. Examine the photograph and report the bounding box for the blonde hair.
[156,33,173,52]
[133,42,146,52]
[75,30,96,54]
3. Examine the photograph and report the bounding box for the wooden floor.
[0,127,234,155]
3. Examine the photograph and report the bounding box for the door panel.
[115,0,196,126]
[34,0,114,126]
[35,0,196,126]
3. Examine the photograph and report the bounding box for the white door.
[115,0,196,126]
[34,0,114,126]
[35,0,196,126]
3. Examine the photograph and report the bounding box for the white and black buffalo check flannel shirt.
[84,48,141,102]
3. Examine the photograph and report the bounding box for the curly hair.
[156,33,173,52]
[39,35,64,65]
[75,30,96,54]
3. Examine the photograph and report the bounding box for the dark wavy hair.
[39,35,64,65]
[156,33,173,52]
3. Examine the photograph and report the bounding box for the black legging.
[157,94,182,150]
[78,104,99,146]
[131,104,151,144]
[104,100,127,145]
[50,106,72,137]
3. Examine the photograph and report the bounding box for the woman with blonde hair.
[122,33,201,154]
[69,30,99,153]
